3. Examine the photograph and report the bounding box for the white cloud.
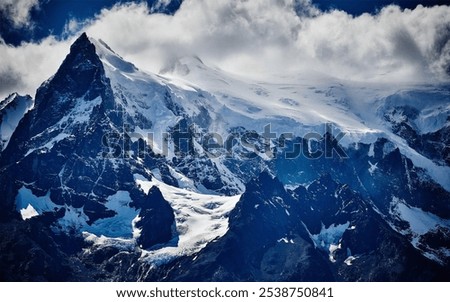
[1,0,450,100]
[151,0,177,11]
[85,0,309,76]
[0,36,71,99]
[0,0,40,28]
[294,4,450,82]
[82,0,450,82]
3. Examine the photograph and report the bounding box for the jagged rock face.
[32,33,110,133]
[0,217,74,282]
[153,172,449,281]
[0,34,175,251]
[0,33,449,281]
[0,34,124,219]
[135,187,175,249]
[294,175,446,281]
[381,89,450,167]
[156,172,333,282]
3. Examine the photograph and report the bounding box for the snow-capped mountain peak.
[0,93,33,151]
[1,32,449,281]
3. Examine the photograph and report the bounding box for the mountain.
[0,93,33,151]
[0,33,449,281]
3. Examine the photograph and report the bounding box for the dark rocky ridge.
[0,33,449,281]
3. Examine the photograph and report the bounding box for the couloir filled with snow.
[134,173,241,266]
[15,172,241,265]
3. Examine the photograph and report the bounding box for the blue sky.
[0,0,447,45]
[313,0,449,14]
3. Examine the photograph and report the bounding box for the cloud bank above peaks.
[1,0,450,99]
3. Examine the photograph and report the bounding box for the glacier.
[0,33,449,281]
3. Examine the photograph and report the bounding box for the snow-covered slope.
[0,93,33,151]
[134,173,240,266]
[161,56,380,140]
[158,56,450,190]
[102,47,450,266]
[1,33,449,281]
[89,36,450,192]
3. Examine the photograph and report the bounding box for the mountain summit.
[0,33,449,281]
